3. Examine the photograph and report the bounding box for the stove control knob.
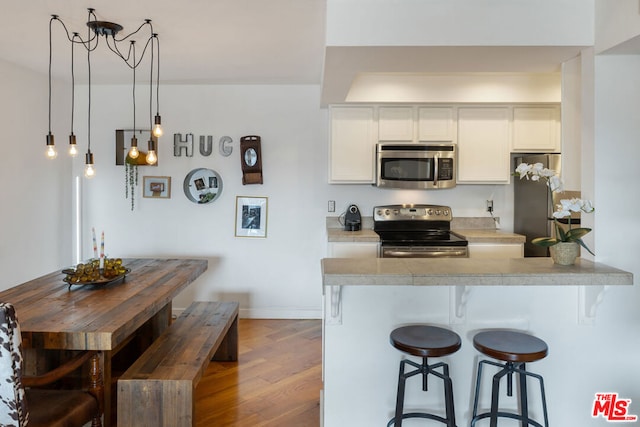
[443,209,449,216]
[385,209,391,216]
[435,209,441,215]
[427,209,433,215]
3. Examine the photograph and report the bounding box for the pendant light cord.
[155,35,160,115]
[48,16,55,135]
[87,17,92,153]
[70,33,77,134]
[149,39,153,131]
[132,41,136,133]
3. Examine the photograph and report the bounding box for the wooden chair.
[0,302,103,427]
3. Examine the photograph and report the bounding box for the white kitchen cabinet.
[512,106,560,152]
[468,243,524,259]
[418,107,454,141]
[378,106,414,141]
[457,107,510,183]
[328,242,379,258]
[329,106,377,183]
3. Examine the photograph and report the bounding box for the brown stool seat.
[388,325,461,427]
[473,330,548,363]
[471,330,550,427]
[390,325,462,358]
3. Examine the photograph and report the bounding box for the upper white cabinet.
[418,107,454,141]
[329,106,377,183]
[377,106,455,142]
[378,107,414,141]
[329,103,560,185]
[457,107,511,183]
[512,106,560,152]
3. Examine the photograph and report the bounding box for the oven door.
[380,245,468,258]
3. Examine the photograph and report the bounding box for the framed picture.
[143,176,171,199]
[235,196,268,238]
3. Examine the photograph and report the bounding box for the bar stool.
[471,330,549,427]
[387,325,461,427]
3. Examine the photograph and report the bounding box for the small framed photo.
[235,196,268,238]
[143,176,171,199]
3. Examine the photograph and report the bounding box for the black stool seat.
[391,325,462,357]
[473,330,548,362]
[388,325,461,427]
[471,330,549,427]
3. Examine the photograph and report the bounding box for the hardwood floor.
[195,319,323,427]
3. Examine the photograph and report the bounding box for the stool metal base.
[387,357,456,427]
[471,359,548,427]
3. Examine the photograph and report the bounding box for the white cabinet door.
[379,107,414,141]
[328,242,379,258]
[418,107,454,141]
[329,106,376,183]
[468,243,524,259]
[457,107,510,183]
[512,106,560,152]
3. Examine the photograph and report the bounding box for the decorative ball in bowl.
[62,258,130,286]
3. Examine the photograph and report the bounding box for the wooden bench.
[117,301,239,427]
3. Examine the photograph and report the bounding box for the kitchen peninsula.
[320,257,633,427]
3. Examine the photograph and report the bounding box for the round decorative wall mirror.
[183,168,223,204]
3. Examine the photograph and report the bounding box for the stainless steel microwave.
[376,143,457,189]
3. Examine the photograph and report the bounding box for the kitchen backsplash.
[326,216,497,230]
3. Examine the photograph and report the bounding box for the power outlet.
[328,200,336,213]
[486,200,494,213]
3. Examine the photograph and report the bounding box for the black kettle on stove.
[344,204,362,231]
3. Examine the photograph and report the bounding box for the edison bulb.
[84,163,96,179]
[128,146,139,159]
[153,114,163,138]
[68,144,78,157]
[152,124,163,138]
[146,150,157,165]
[46,145,58,159]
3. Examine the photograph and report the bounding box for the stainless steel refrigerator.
[513,153,562,257]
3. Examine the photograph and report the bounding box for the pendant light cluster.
[46,9,162,178]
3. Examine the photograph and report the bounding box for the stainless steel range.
[373,204,468,258]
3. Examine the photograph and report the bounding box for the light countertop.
[321,257,633,287]
[327,228,380,242]
[456,229,526,244]
[326,216,525,244]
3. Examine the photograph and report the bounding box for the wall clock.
[183,168,223,204]
[240,135,263,185]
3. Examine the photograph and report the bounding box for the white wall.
[346,73,561,103]
[326,0,594,46]
[595,0,640,53]
[0,60,73,289]
[75,84,328,318]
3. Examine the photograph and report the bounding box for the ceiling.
[0,0,326,85]
[1,1,588,104]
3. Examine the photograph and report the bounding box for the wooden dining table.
[0,257,208,427]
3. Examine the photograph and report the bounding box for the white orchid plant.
[514,162,595,255]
